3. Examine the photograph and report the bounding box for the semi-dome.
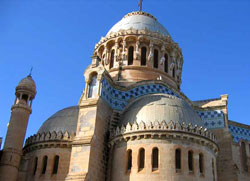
[16,75,36,94]
[107,11,170,37]
[121,94,204,127]
[38,106,79,134]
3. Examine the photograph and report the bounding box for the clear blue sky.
[0,0,250,147]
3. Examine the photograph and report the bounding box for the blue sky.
[0,0,249,147]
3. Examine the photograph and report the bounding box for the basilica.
[0,8,249,181]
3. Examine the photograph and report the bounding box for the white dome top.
[107,11,170,37]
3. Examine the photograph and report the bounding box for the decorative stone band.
[23,131,75,153]
[95,29,178,51]
[110,121,218,149]
[65,173,87,181]
[196,110,225,129]
[124,11,157,20]
[101,77,182,111]
[229,124,250,143]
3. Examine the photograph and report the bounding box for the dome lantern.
[15,75,37,108]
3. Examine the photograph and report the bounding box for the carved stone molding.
[23,131,75,153]
[110,120,218,154]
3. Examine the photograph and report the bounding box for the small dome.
[16,75,36,94]
[121,94,204,127]
[38,106,79,134]
[107,11,170,37]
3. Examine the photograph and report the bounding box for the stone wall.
[86,98,112,181]
[111,139,217,181]
[212,129,238,181]
[19,147,71,181]
[232,142,250,180]
[66,98,112,181]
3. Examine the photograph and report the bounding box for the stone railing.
[110,120,217,142]
[24,131,75,147]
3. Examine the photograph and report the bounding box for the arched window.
[173,67,175,78]
[188,151,193,172]
[152,148,159,170]
[212,158,215,181]
[52,155,60,174]
[241,142,248,172]
[127,150,132,171]
[199,153,204,174]
[164,54,168,73]
[153,49,158,68]
[42,156,48,174]
[141,47,147,66]
[33,157,38,175]
[139,148,145,170]
[128,46,134,65]
[175,149,181,170]
[88,74,98,98]
[110,50,115,69]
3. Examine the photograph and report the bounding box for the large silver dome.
[38,106,79,134]
[120,94,204,127]
[107,11,170,37]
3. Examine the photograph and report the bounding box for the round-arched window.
[88,75,98,98]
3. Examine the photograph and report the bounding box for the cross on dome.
[138,0,143,11]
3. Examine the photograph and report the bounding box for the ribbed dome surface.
[17,75,36,94]
[121,94,204,127]
[107,11,170,37]
[38,106,79,134]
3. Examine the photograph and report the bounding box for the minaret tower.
[0,75,36,181]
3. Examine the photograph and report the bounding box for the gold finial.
[138,0,143,11]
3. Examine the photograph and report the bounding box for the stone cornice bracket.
[111,120,217,143]
[148,41,154,62]
[135,39,140,60]
[220,94,228,106]
[160,44,166,65]
[23,131,75,153]
[170,49,177,70]
[110,121,219,155]
[114,41,119,62]
[122,39,127,60]
[103,45,109,65]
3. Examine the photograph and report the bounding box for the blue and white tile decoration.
[229,124,250,142]
[101,77,180,111]
[197,110,225,129]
